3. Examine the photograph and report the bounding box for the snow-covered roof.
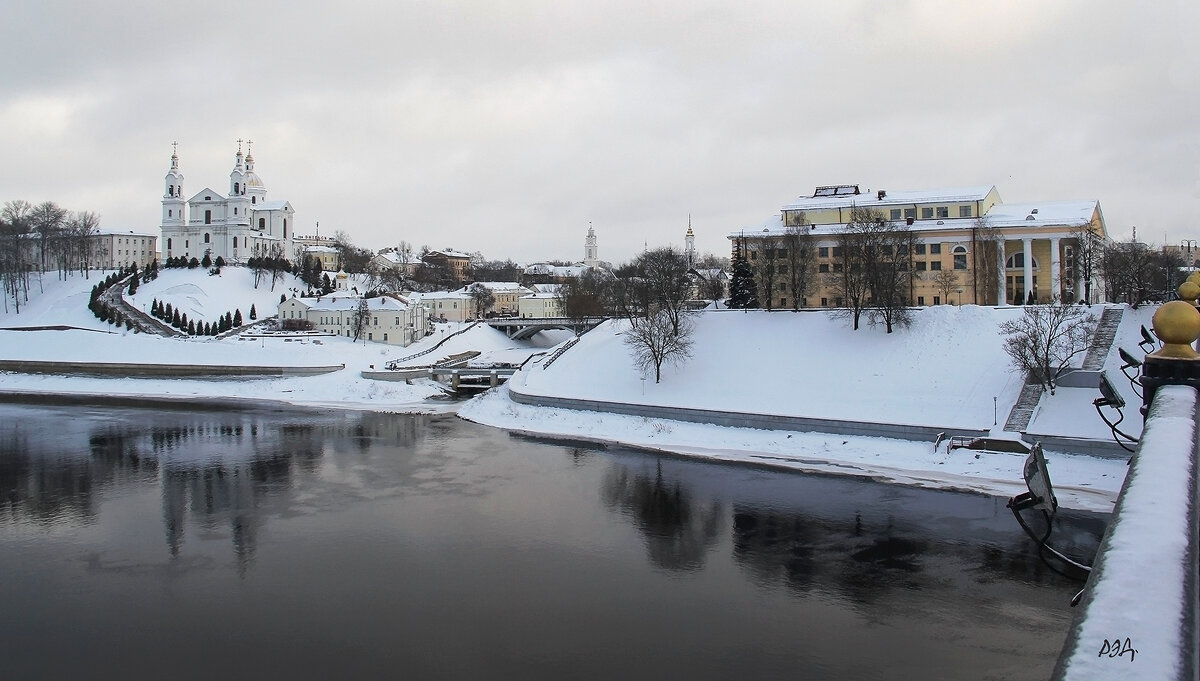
[95,226,157,237]
[426,249,472,259]
[521,292,559,299]
[980,200,1100,228]
[530,283,561,293]
[374,251,422,265]
[255,200,292,212]
[305,245,339,254]
[408,290,471,303]
[730,198,1102,240]
[783,185,997,211]
[458,282,530,293]
[288,293,413,312]
[523,263,588,277]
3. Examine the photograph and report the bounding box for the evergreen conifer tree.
[728,245,759,309]
[187,320,196,335]
[233,309,243,327]
[173,310,182,327]
[128,277,138,295]
[202,253,212,269]
[249,304,257,320]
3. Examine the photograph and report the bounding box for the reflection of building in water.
[0,406,431,573]
[601,461,723,571]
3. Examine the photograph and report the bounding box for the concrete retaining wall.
[508,384,989,443]
[0,360,344,378]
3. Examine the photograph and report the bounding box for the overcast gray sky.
[2,0,1197,265]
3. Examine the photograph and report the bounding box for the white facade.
[277,293,428,346]
[161,143,295,264]
[411,291,473,323]
[518,293,562,318]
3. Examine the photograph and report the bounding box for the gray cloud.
[2,0,1197,265]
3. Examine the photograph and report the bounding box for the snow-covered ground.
[0,267,1145,511]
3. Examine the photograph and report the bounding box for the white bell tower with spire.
[584,223,599,267]
[685,216,696,267]
[162,142,185,228]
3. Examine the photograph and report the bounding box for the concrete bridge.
[485,317,607,340]
[1051,285,1200,680]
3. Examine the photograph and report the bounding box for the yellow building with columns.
[730,184,1107,307]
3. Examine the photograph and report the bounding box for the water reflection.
[0,406,431,569]
[602,460,723,571]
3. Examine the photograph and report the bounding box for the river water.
[0,402,1104,680]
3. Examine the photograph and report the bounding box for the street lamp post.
[1182,240,1198,270]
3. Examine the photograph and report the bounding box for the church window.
[167,238,172,249]
[259,218,266,230]
[204,233,210,243]
[252,196,256,204]
[234,208,238,215]
[234,182,240,194]
[168,209,173,217]
[204,210,211,225]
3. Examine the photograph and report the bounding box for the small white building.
[456,281,533,317]
[90,227,159,270]
[410,291,473,323]
[277,292,428,346]
[371,250,422,276]
[518,292,562,318]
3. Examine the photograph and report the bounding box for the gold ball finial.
[1150,300,1200,360]
[1180,281,1200,304]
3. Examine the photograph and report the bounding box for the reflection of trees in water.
[733,506,932,604]
[602,461,723,571]
[0,408,430,572]
[731,503,1100,606]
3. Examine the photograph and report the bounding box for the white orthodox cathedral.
[160,142,295,264]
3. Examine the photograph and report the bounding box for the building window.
[933,296,941,305]
[778,282,787,291]
[168,209,173,217]
[904,208,916,220]
[952,245,968,270]
[818,247,829,258]
[832,263,843,273]
[929,243,941,255]
[959,206,973,218]
[204,210,211,224]
[832,247,842,257]
[204,233,210,243]
[780,298,786,307]
[383,333,388,341]
[252,196,256,204]
[819,263,830,273]
[915,243,926,255]
[890,209,902,220]
[1006,253,1039,269]
[915,261,927,271]
[930,261,942,270]
[821,297,828,306]
[917,296,925,306]
[936,207,949,218]
[167,238,172,249]
[921,207,934,219]
[259,218,266,230]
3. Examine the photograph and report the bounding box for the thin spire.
[237,138,243,154]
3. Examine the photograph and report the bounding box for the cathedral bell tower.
[162,142,185,227]
[227,140,251,226]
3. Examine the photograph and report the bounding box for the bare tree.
[1101,239,1156,307]
[639,247,693,335]
[969,217,1001,305]
[931,269,960,304]
[751,236,781,310]
[780,223,816,310]
[623,308,694,383]
[30,201,67,275]
[1070,224,1105,304]
[268,242,289,291]
[467,283,495,318]
[999,302,1097,394]
[351,297,371,341]
[556,269,610,328]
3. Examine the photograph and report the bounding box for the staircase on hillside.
[1082,306,1125,370]
[1003,376,1044,433]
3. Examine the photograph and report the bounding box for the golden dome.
[1150,300,1200,360]
[1179,281,1200,303]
